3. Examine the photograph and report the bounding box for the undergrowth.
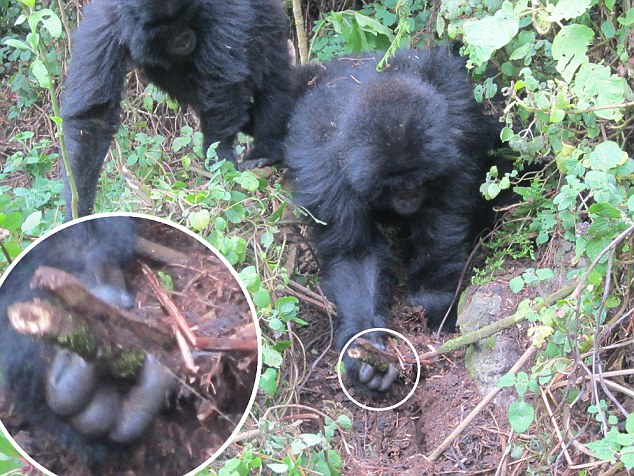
[0,0,633,474]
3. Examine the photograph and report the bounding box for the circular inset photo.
[0,214,260,475]
[338,328,421,411]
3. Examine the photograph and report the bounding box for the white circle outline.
[337,327,421,412]
[0,212,262,476]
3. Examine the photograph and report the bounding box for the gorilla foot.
[408,290,457,332]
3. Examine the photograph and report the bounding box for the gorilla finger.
[91,284,135,309]
[358,362,375,384]
[378,365,399,392]
[366,373,383,390]
[71,385,120,437]
[109,355,176,443]
[46,349,96,416]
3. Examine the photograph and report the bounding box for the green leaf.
[3,38,32,51]
[508,401,534,433]
[515,372,529,396]
[28,9,62,38]
[600,20,616,39]
[214,216,227,231]
[252,287,271,309]
[550,107,565,123]
[275,296,299,321]
[589,203,622,219]
[262,345,283,368]
[509,276,525,293]
[626,413,634,434]
[586,141,628,171]
[622,450,634,470]
[571,63,627,120]
[172,136,191,152]
[0,436,23,459]
[188,209,211,231]
[497,372,516,388]
[552,24,594,83]
[464,3,519,64]
[550,0,591,22]
[0,460,23,474]
[21,210,42,233]
[326,449,343,473]
[225,203,246,224]
[259,367,278,395]
[500,127,514,143]
[30,57,50,89]
[290,433,323,455]
[587,439,618,461]
[509,42,532,61]
[234,171,260,192]
[353,12,393,38]
[535,268,555,280]
[618,8,634,26]
[267,463,289,473]
[335,414,353,429]
[260,229,274,248]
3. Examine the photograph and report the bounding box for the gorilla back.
[62,0,293,217]
[285,49,501,393]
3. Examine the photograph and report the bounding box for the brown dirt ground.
[285,237,539,476]
[1,218,258,475]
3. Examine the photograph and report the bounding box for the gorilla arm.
[314,202,399,393]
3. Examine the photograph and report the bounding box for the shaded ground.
[295,303,510,475]
[286,232,538,475]
[1,218,258,475]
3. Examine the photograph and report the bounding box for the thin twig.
[426,345,538,461]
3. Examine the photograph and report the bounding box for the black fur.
[285,49,501,392]
[62,0,293,217]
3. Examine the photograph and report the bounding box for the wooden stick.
[27,266,172,347]
[436,282,577,355]
[426,345,538,461]
[141,263,197,346]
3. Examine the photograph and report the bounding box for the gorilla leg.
[199,82,253,163]
[242,69,295,169]
[61,2,129,218]
[406,210,473,330]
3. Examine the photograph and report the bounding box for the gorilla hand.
[344,332,399,394]
[46,351,175,444]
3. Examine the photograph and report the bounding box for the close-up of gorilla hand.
[62,0,294,217]
[285,48,502,394]
[0,216,259,474]
[0,218,174,463]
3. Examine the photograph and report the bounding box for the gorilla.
[285,48,501,393]
[62,0,293,217]
[0,217,174,465]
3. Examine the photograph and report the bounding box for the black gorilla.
[0,218,174,464]
[285,49,501,393]
[62,0,293,217]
